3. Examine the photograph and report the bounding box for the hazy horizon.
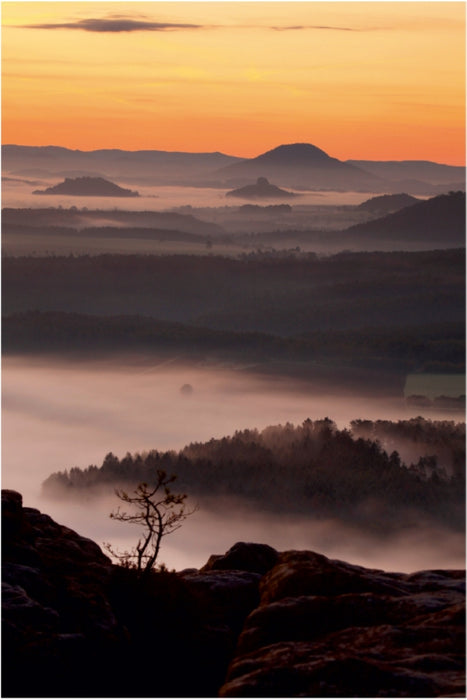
[2,3,465,163]
[2,141,465,168]
[2,1,465,577]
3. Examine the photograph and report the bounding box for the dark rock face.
[219,550,465,697]
[2,492,268,697]
[201,541,279,575]
[3,491,465,698]
[2,490,121,697]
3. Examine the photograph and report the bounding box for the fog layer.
[1,180,373,211]
[3,356,464,572]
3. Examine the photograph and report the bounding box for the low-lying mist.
[1,180,372,211]
[3,355,465,572]
[41,491,465,574]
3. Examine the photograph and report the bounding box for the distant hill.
[346,191,466,245]
[33,176,140,197]
[4,143,464,192]
[2,145,241,186]
[226,177,296,200]
[347,159,465,186]
[246,143,335,167]
[358,193,420,214]
[218,143,381,191]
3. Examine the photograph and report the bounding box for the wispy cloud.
[270,25,357,32]
[20,17,203,32]
[14,16,421,35]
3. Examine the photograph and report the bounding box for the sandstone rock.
[2,489,23,541]
[220,550,465,697]
[259,550,412,604]
[182,569,262,635]
[236,589,465,656]
[201,541,279,575]
[221,641,442,697]
[3,492,464,698]
[2,490,121,696]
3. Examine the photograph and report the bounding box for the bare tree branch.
[104,470,197,575]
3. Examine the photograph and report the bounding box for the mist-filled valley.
[3,6,466,694]
[2,186,465,256]
[2,142,465,576]
[2,355,465,572]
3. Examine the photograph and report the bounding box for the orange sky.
[2,2,465,164]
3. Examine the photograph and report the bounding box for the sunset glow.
[2,2,466,163]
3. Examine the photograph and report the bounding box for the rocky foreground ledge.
[2,489,465,697]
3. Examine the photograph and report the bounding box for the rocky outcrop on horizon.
[2,490,465,697]
[226,177,297,200]
[33,175,140,197]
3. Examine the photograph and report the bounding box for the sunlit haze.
[2,1,465,163]
[2,356,465,572]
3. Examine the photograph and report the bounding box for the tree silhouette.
[104,470,195,575]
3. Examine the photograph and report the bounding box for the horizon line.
[2,142,466,168]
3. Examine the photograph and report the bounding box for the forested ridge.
[3,223,208,243]
[43,418,465,532]
[346,191,465,242]
[3,247,464,377]
[2,311,464,376]
[3,249,464,337]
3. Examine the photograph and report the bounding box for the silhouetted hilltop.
[249,143,337,166]
[33,176,140,197]
[218,143,382,191]
[346,191,466,244]
[358,193,420,214]
[4,144,464,192]
[226,177,296,199]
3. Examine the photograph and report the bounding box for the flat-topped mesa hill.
[218,142,381,190]
[2,489,465,698]
[226,176,296,200]
[33,176,140,197]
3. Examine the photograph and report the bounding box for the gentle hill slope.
[347,159,465,185]
[358,193,420,214]
[345,191,466,244]
[2,144,242,185]
[218,142,380,190]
